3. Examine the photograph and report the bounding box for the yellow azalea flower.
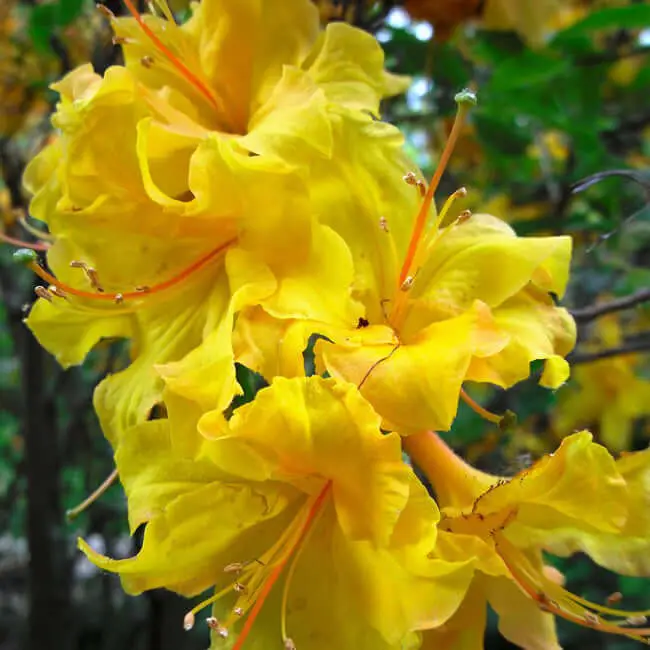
[403,430,650,648]
[237,97,576,435]
[555,315,650,451]
[17,0,411,442]
[80,377,475,649]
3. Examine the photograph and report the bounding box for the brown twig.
[568,339,650,365]
[571,289,650,323]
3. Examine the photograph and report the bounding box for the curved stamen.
[120,0,225,117]
[27,238,235,303]
[398,93,475,288]
[1,231,50,251]
[460,388,503,425]
[66,468,118,520]
[495,534,650,644]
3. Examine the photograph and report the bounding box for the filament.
[398,104,471,287]
[121,0,224,116]
[27,238,234,304]
[66,469,118,520]
[460,388,503,425]
[1,231,50,251]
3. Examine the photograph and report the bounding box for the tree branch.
[568,339,650,365]
[571,289,650,323]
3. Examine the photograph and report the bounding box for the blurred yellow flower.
[80,377,473,649]
[555,315,650,451]
[405,430,650,648]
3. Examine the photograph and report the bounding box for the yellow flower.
[404,430,650,648]
[80,377,474,649]
[556,316,650,451]
[238,99,576,435]
[18,0,408,442]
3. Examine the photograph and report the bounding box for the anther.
[403,172,418,185]
[112,36,131,45]
[584,612,600,626]
[379,216,389,233]
[49,285,67,299]
[206,617,219,630]
[224,562,244,574]
[34,286,53,302]
[70,261,104,292]
[454,88,478,106]
[284,639,297,650]
[234,582,247,593]
[627,616,648,626]
[183,612,195,631]
[233,607,243,616]
[114,293,124,304]
[141,56,155,68]
[400,276,414,292]
[96,3,115,19]
[606,592,623,605]
[217,627,229,639]
[457,209,472,223]
[135,285,151,292]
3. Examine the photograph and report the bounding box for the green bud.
[13,248,39,265]
[454,88,478,106]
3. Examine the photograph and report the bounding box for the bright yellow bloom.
[20,0,408,443]
[80,377,474,649]
[556,316,650,451]
[403,430,650,648]
[237,102,575,435]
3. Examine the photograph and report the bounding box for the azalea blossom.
[404,430,650,648]
[81,377,474,649]
[235,94,576,434]
[16,0,413,443]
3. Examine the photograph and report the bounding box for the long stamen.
[460,388,504,425]
[495,535,650,644]
[398,89,476,288]
[66,469,118,520]
[231,483,331,650]
[1,231,50,251]
[119,0,224,116]
[23,238,234,304]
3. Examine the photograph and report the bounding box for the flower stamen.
[26,238,234,305]
[120,0,224,117]
[183,483,331,650]
[495,534,650,644]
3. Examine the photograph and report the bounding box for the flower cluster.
[9,1,650,649]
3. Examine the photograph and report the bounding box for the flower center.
[183,482,332,650]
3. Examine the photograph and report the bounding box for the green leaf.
[555,5,650,40]
[27,4,59,54]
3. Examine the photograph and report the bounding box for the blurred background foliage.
[1,1,650,649]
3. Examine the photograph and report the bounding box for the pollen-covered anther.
[400,276,414,292]
[607,592,623,605]
[234,582,247,593]
[627,616,648,626]
[402,172,426,196]
[457,209,472,223]
[379,216,389,233]
[48,285,67,299]
[284,638,297,650]
[206,617,220,630]
[135,285,151,293]
[141,56,155,69]
[584,612,601,626]
[70,260,104,292]
[114,293,124,304]
[96,3,115,19]
[183,612,195,631]
[34,286,53,302]
[217,627,229,639]
[233,607,243,616]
